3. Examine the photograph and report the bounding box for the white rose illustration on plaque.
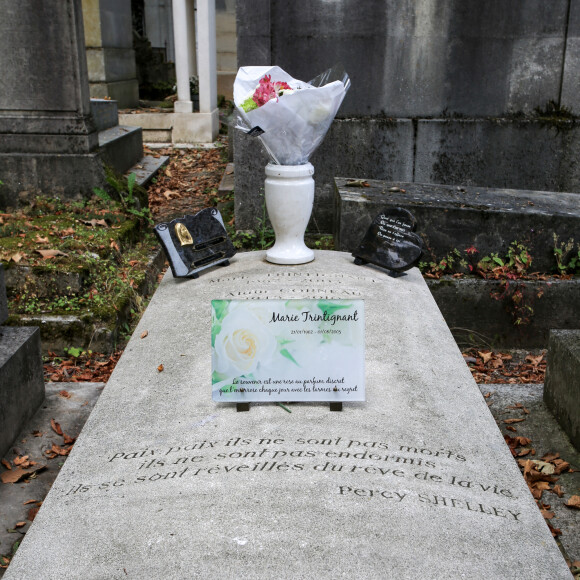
[214,307,277,376]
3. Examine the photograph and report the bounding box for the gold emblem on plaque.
[175,223,193,246]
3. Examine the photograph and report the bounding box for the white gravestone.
[4,252,571,579]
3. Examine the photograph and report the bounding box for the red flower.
[465,246,478,255]
[252,75,278,107]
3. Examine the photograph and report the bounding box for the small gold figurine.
[175,223,193,246]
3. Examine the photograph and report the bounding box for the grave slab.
[0,265,7,325]
[4,251,571,579]
[544,329,580,450]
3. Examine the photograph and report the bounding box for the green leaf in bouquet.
[316,300,352,316]
[280,348,299,366]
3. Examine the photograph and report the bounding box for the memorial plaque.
[353,207,423,273]
[154,208,236,278]
[211,299,365,402]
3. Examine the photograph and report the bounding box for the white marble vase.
[264,163,315,265]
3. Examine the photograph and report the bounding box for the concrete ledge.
[119,110,220,145]
[0,153,106,209]
[334,178,580,272]
[0,326,44,459]
[427,277,580,349]
[544,330,580,449]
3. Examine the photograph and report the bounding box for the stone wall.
[235,0,580,233]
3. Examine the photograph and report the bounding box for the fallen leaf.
[565,495,580,509]
[141,330,149,339]
[51,419,63,436]
[1,459,11,470]
[32,430,43,437]
[35,235,49,243]
[530,460,556,475]
[63,433,75,445]
[14,522,26,528]
[526,354,544,366]
[110,240,120,252]
[10,252,24,263]
[0,465,46,484]
[27,507,39,521]
[157,364,164,372]
[13,456,30,467]
[478,350,493,364]
[503,418,525,424]
[540,510,555,519]
[50,443,70,456]
[23,499,38,505]
[552,485,565,498]
[506,426,517,432]
[36,249,68,259]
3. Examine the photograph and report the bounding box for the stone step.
[126,154,170,188]
[334,178,580,272]
[98,125,143,175]
[6,248,165,355]
[90,99,119,132]
[0,326,44,459]
[2,251,571,579]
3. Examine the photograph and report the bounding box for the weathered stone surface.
[4,252,570,578]
[415,119,580,194]
[90,99,119,132]
[544,330,580,449]
[0,327,44,460]
[335,178,580,272]
[561,0,580,113]
[427,277,580,349]
[238,0,569,118]
[0,0,105,205]
[98,125,143,175]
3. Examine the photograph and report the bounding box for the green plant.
[94,171,153,226]
[553,234,580,274]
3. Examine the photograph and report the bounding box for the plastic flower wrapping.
[233,64,351,165]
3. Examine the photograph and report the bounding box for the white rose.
[214,308,277,376]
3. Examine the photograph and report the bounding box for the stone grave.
[0,264,45,459]
[544,330,580,449]
[4,252,571,578]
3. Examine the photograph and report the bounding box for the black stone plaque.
[154,208,236,278]
[352,208,423,274]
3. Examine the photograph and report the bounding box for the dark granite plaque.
[154,208,236,278]
[352,208,423,274]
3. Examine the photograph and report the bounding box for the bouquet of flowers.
[233,64,350,165]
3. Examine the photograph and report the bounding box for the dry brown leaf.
[32,430,43,437]
[157,364,164,372]
[61,227,75,236]
[526,354,544,366]
[140,330,149,339]
[503,418,525,424]
[36,249,68,259]
[14,521,26,528]
[58,390,72,399]
[552,485,565,498]
[13,456,29,467]
[530,460,556,475]
[506,426,517,432]
[35,236,49,243]
[478,351,493,364]
[63,433,75,445]
[80,218,108,228]
[565,495,580,509]
[10,252,24,263]
[1,459,11,470]
[51,419,63,436]
[27,507,39,521]
[540,510,555,519]
[23,499,38,505]
[110,240,120,251]
[50,443,70,456]
[0,465,46,484]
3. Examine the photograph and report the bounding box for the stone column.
[172,0,193,113]
[186,0,198,78]
[197,0,218,114]
[0,0,105,208]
